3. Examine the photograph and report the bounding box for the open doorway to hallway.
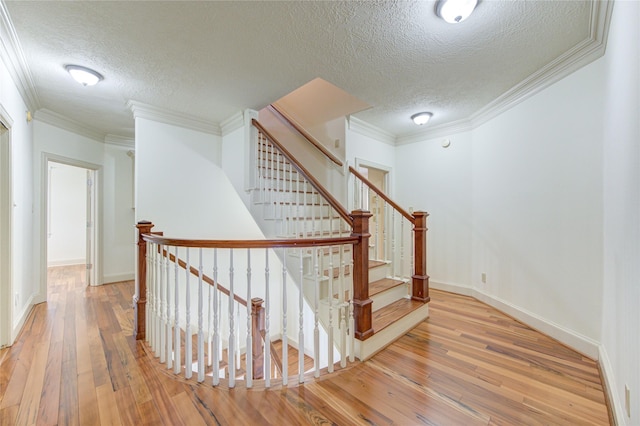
[356,162,390,261]
[46,161,98,295]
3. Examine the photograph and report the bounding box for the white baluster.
[145,242,151,346]
[212,249,220,386]
[328,242,334,373]
[400,219,405,279]
[246,249,252,388]
[313,248,320,378]
[160,245,166,364]
[264,249,271,388]
[167,246,173,370]
[164,246,171,367]
[340,245,346,368]
[298,248,304,384]
[349,299,355,363]
[173,247,181,375]
[197,248,204,382]
[391,209,396,278]
[281,247,288,386]
[185,249,192,379]
[207,258,212,368]
[228,249,235,388]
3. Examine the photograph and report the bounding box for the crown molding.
[348,116,396,145]
[397,118,474,145]
[220,111,244,136]
[35,108,105,143]
[0,1,40,112]
[104,134,134,148]
[127,100,221,136]
[393,0,614,146]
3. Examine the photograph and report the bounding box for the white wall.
[393,43,607,356]
[102,144,135,283]
[33,121,135,293]
[135,117,261,239]
[47,163,86,266]
[600,1,640,424]
[395,132,473,291]
[0,52,35,342]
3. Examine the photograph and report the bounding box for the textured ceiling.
[4,0,593,140]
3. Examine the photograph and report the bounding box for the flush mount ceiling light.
[65,64,104,86]
[411,112,433,126]
[436,0,479,24]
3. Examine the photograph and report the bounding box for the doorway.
[0,116,11,348]
[356,161,390,261]
[42,154,101,297]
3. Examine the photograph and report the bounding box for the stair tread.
[369,260,387,269]
[372,298,424,334]
[369,277,405,297]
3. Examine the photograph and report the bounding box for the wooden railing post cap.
[137,220,153,225]
[350,209,373,218]
[251,297,264,307]
[412,211,429,218]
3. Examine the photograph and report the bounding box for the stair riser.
[369,263,391,282]
[371,284,409,311]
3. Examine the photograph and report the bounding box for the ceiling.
[1,1,609,143]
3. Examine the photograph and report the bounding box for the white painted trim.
[103,272,134,284]
[35,109,105,143]
[220,111,244,136]
[0,107,13,348]
[127,100,221,136]
[430,279,473,297]
[40,154,104,302]
[0,2,40,112]
[10,293,35,343]
[599,345,624,425]
[104,134,134,148]
[47,258,85,267]
[348,116,396,145]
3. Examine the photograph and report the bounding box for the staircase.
[248,107,430,360]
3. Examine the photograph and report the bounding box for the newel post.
[251,297,265,379]
[134,220,154,340]
[411,212,430,303]
[351,210,374,340]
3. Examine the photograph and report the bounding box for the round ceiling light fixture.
[435,0,479,24]
[65,64,104,86]
[411,112,433,126]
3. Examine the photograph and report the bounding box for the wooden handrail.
[143,234,359,249]
[252,118,353,227]
[159,248,248,307]
[269,104,344,167]
[349,166,414,223]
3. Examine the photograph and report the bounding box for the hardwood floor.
[0,265,610,425]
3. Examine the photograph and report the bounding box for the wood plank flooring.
[0,265,610,425]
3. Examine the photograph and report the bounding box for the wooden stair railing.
[135,220,365,388]
[348,166,430,303]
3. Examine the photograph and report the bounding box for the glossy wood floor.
[0,265,611,425]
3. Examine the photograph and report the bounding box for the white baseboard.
[430,280,600,359]
[103,272,134,284]
[599,345,624,425]
[47,258,85,267]
[11,294,36,343]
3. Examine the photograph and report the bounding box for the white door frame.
[41,153,103,297]
[0,105,13,348]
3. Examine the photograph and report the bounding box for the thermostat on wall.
[441,139,451,148]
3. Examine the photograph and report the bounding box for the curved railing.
[134,220,371,388]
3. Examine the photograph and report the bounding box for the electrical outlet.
[481,273,487,283]
[14,293,18,307]
[625,385,631,417]
[334,139,340,148]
